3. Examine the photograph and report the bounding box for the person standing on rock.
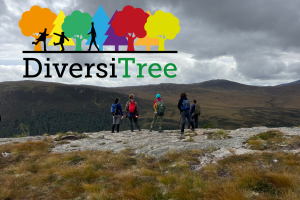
[111,98,123,133]
[150,94,165,133]
[178,93,194,139]
[188,99,201,129]
[125,94,141,132]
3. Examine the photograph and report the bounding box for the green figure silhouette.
[53,32,69,51]
[32,28,49,51]
[88,22,100,51]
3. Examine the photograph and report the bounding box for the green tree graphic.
[62,10,92,51]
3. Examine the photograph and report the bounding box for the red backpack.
[129,101,136,114]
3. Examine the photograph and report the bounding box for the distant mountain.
[1,80,300,138]
[277,80,300,86]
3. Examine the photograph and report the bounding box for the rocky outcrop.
[1,127,300,169]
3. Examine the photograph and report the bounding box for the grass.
[246,130,300,150]
[54,132,87,141]
[205,145,218,153]
[1,141,300,199]
[206,129,230,140]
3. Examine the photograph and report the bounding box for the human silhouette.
[88,22,100,51]
[32,28,49,51]
[53,32,69,51]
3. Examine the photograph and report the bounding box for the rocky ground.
[1,127,300,169]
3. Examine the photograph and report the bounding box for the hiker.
[53,32,69,51]
[32,28,49,51]
[125,94,141,132]
[111,98,123,133]
[188,99,201,129]
[178,93,194,139]
[150,94,165,133]
[88,22,100,51]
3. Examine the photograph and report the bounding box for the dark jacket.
[190,104,195,115]
[115,103,123,116]
[178,97,188,112]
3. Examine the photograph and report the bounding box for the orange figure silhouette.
[19,5,57,51]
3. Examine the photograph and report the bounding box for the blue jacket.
[115,103,123,116]
[178,97,188,112]
[190,104,195,115]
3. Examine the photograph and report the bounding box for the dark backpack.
[181,99,190,111]
[111,104,118,115]
[129,101,136,114]
[194,103,201,115]
[157,101,165,115]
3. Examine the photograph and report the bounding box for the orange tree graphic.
[112,5,149,51]
[145,10,180,51]
[19,5,57,51]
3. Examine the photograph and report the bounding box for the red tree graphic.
[112,5,149,51]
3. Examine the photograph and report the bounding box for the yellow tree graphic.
[135,10,159,51]
[145,10,180,51]
[48,10,75,50]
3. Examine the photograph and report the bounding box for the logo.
[19,5,180,53]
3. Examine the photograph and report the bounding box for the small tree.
[135,10,159,51]
[103,10,128,51]
[62,11,92,51]
[145,10,180,51]
[85,5,109,51]
[48,10,75,51]
[20,123,30,136]
[19,5,57,51]
[112,6,149,51]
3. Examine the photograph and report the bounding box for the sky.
[0,0,300,87]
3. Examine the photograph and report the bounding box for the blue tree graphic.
[85,5,109,51]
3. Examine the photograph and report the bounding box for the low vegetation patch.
[206,129,230,140]
[54,132,87,141]
[1,141,300,199]
[246,130,300,150]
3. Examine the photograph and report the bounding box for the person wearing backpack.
[150,94,165,133]
[125,94,141,132]
[111,98,123,133]
[178,93,194,139]
[188,99,201,129]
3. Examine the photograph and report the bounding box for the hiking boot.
[178,134,185,140]
[138,129,141,132]
[191,128,195,131]
[159,129,162,133]
[149,129,152,132]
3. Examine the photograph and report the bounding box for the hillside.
[278,79,300,86]
[1,80,300,137]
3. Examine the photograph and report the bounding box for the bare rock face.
[1,127,300,169]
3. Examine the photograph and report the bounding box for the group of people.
[110,93,201,138]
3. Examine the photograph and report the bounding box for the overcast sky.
[0,0,300,87]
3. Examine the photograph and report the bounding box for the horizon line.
[22,51,178,54]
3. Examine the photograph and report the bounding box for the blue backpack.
[181,99,190,111]
[111,104,118,115]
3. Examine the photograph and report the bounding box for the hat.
[156,94,161,98]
